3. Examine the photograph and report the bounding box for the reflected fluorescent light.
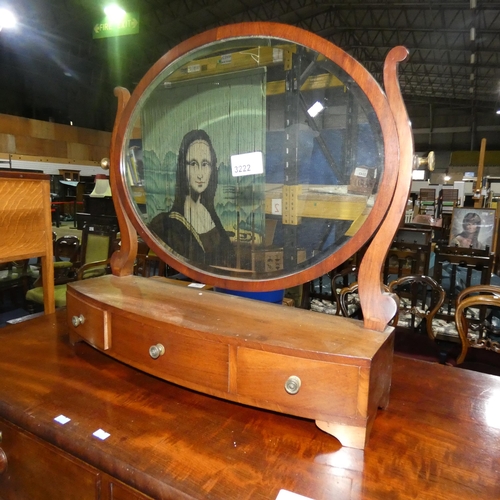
[307,101,325,118]
[444,175,451,181]
[0,8,17,29]
[104,4,126,21]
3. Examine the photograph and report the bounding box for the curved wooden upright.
[67,22,413,449]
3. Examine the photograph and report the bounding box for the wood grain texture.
[109,86,138,278]
[358,46,412,332]
[66,275,393,443]
[0,171,55,313]
[1,310,500,499]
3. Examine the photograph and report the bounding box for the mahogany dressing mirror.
[68,23,413,449]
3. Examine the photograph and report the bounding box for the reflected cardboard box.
[251,248,306,273]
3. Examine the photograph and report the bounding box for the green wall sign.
[93,13,139,39]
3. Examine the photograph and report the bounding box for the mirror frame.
[110,22,403,292]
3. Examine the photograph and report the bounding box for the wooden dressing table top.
[1,310,500,500]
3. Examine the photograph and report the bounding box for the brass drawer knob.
[71,314,85,327]
[0,448,7,474]
[284,375,301,395]
[149,343,165,359]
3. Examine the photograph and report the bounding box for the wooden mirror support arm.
[359,46,412,332]
[109,87,138,277]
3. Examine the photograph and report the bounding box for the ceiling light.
[496,110,500,115]
[0,8,17,30]
[307,101,324,118]
[104,4,126,22]
[470,27,476,41]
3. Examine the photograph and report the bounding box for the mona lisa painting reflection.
[149,129,236,267]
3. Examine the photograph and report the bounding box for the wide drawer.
[109,314,229,393]
[236,348,362,420]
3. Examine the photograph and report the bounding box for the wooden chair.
[454,285,500,368]
[0,172,55,314]
[52,235,81,286]
[388,275,445,338]
[26,223,117,310]
[383,240,432,284]
[387,274,450,363]
[339,280,390,320]
[308,265,357,316]
[431,246,494,342]
[54,235,81,263]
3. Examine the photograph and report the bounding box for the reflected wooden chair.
[431,247,493,342]
[134,251,168,278]
[454,285,500,371]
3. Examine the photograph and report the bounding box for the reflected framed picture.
[449,207,496,251]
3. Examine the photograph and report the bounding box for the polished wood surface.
[1,310,500,499]
[67,275,393,449]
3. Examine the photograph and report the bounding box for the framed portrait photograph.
[449,208,497,251]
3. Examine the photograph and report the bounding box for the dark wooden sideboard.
[1,310,500,499]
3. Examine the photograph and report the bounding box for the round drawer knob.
[149,343,165,359]
[0,448,7,474]
[71,314,85,327]
[284,375,301,395]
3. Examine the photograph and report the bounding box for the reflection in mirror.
[123,37,384,281]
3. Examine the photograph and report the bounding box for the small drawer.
[110,315,229,393]
[237,348,361,420]
[67,290,109,350]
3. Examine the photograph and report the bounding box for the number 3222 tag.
[230,151,264,177]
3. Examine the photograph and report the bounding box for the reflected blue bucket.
[215,288,285,304]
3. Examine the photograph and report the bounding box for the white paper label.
[188,283,205,288]
[230,151,264,177]
[272,198,282,215]
[54,415,71,425]
[276,490,315,500]
[220,54,232,64]
[273,48,283,62]
[187,64,201,73]
[354,167,368,178]
[93,429,110,440]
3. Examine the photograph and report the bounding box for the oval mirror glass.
[119,31,393,289]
